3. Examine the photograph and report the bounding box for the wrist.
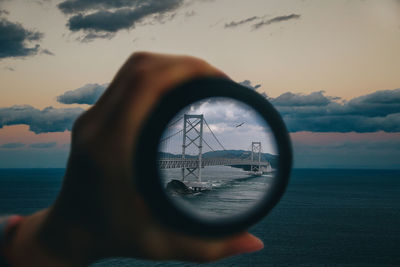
[4,209,92,267]
[1,215,25,267]
[3,210,53,266]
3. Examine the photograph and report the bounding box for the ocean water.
[0,168,399,266]
[161,165,274,220]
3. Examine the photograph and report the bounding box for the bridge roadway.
[157,157,269,169]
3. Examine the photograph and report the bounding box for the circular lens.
[158,97,278,222]
[135,77,292,236]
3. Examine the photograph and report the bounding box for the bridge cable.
[203,119,227,151]
[203,118,252,160]
[200,136,216,152]
[166,116,184,129]
[159,129,183,143]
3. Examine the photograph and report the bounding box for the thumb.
[169,232,264,262]
[223,232,264,257]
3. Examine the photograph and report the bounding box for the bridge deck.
[158,157,269,169]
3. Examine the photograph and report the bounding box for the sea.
[161,165,273,220]
[0,168,399,266]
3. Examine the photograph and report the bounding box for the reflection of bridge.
[158,114,272,182]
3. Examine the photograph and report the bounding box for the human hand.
[7,52,264,266]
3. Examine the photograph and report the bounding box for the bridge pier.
[181,114,204,182]
[251,141,262,173]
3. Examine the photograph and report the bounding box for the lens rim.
[134,77,292,237]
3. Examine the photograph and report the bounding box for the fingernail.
[229,233,264,255]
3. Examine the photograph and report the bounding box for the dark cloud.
[0,105,84,134]
[345,89,400,117]
[58,0,137,14]
[34,0,52,6]
[58,0,184,41]
[67,9,137,32]
[271,91,336,107]
[269,88,400,133]
[29,142,57,148]
[57,83,108,104]
[41,49,54,56]
[3,81,400,134]
[0,17,44,59]
[253,14,301,30]
[239,80,261,90]
[0,142,25,149]
[225,16,260,28]
[77,32,115,42]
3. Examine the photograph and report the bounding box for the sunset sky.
[0,0,399,168]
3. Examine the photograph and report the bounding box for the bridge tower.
[251,141,262,173]
[181,114,204,182]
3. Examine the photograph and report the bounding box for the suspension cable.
[159,129,183,143]
[203,119,226,151]
[166,116,183,128]
[201,137,215,152]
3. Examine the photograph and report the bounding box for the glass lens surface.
[158,97,278,221]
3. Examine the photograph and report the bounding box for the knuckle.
[127,51,153,65]
[181,56,210,70]
[179,56,224,77]
[125,52,155,79]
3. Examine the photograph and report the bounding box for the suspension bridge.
[158,114,272,185]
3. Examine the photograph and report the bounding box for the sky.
[0,0,399,169]
[159,98,278,156]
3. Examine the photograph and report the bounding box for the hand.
[7,52,264,266]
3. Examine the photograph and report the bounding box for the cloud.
[239,80,261,91]
[0,17,44,59]
[34,0,52,6]
[41,49,55,56]
[271,91,336,107]
[269,88,400,133]
[345,89,400,117]
[76,32,115,42]
[253,14,301,30]
[3,80,400,134]
[184,10,196,18]
[225,16,260,28]
[0,142,25,149]
[57,83,108,104]
[161,98,277,154]
[0,105,84,134]
[58,0,140,14]
[0,9,9,15]
[3,66,14,71]
[29,142,57,148]
[58,0,185,41]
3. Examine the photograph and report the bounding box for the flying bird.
[235,122,245,128]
